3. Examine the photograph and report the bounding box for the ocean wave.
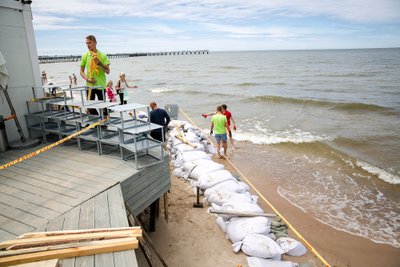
[355,160,400,185]
[234,128,333,145]
[236,82,261,87]
[315,72,379,78]
[219,65,243,70]
[243,95,396,113]
[278,186,400,248]
[148,87,177,93]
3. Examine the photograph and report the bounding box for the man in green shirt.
[80,35,110,115]
[210,105,229,158]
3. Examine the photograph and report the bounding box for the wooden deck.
[40,185,138,267]
[0,143,171,266]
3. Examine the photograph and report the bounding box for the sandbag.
[197,170,236,190]
[172,168,184,178]
[185,130,201,143]
[175,143,205,152]
[176,151,211,163]
[219,201,264,219]
[206,143,216,154]
[204,180,247,197]
[226,217,271,243]
[183,123,195,131]
[247,257,298,267]
[276,237,307,256]
[189,162,225,180]
[216,216,227,233]
[233,234,284,258]
[168,120,185,129]
[206,190,257,206]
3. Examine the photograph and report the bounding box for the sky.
[30,0,400,55]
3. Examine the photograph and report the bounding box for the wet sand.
[228,141,400,267]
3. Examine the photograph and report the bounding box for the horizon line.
[38,46,400,57]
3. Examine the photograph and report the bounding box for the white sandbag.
[197,170,236,190]
[175,143,205,152]
[247,257,297,267]
[276,237,307,256]
[238,181,250,191]
[216,216,227,233]
[168,120,185,129]
[220,201,264,216]
[183,123,195,131]
[182,159,215,168]
[206,143,216,154]
[176,151,211,163]
[172,168,184,177]
[206,190,257,206]
[204,180,247,197]
[189,162,224,180]
[226,217,271,243]
[185,130,201,143]
[233,234,284,258]
[171,136,184,146]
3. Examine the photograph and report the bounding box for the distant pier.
[39,50,209,64]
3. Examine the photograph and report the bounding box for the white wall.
[0,1,41,143]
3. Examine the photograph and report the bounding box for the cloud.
[203,23,315,39]
[32,0,400,24]
[31,0,400,54]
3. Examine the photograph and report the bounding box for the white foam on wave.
[234,128,333,145]
[355,160,400,185]
[277,174,400,248]
[148,87,176,93]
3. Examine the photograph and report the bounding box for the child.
[115,72,137,105]
[106,80,117,102]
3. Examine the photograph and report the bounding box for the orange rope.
[180,109,331,267]
[0,118,107,170]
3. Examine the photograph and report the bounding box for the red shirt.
[223,110,232,126]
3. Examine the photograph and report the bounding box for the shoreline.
[228,141,400,267]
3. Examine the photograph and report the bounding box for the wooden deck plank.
[47,147,130,170]
[94,191,114,267]
[46,213,64,232]
[122,164,168,201]
[127,176,170,215]
[60,207,81,267]
[0,192,60,220]
[0,183,72,212]
[0,214,34,238]
[0,153,113,187]
[121,160,167,200]
[0,177,78,207]
[75,198,95,267]
[4,164,98,195]
[108,186,138,267]
[0,170,85,200]
[0,229,16,242]
[0,148,112,178]
[0,202,46,231]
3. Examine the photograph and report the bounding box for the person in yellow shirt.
[210,106,229,159]
[80,35,110,115]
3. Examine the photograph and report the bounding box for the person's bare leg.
[230,137,235,150]
[223,141,228,158]
[217,142,222,158]
[228,130,235,150]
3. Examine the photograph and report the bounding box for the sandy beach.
[148,140,400,267]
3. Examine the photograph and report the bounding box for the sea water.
[41,48,400,248]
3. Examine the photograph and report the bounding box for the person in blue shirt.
[149,102,170,142]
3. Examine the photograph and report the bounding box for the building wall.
[0,1,41,143]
